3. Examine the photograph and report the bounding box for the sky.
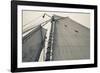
[22,10,90,30]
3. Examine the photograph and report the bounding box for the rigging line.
[23,19,51,34]
[23,19,51,31]
[41,19,51,26]
[23,15,42,27]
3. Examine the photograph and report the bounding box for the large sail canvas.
[22,25,47,62]
[52,15,90,60]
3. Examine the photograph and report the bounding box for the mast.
[45,16,55,61]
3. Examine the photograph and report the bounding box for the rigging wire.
[23,19,51,34]
[23,15,42,27]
